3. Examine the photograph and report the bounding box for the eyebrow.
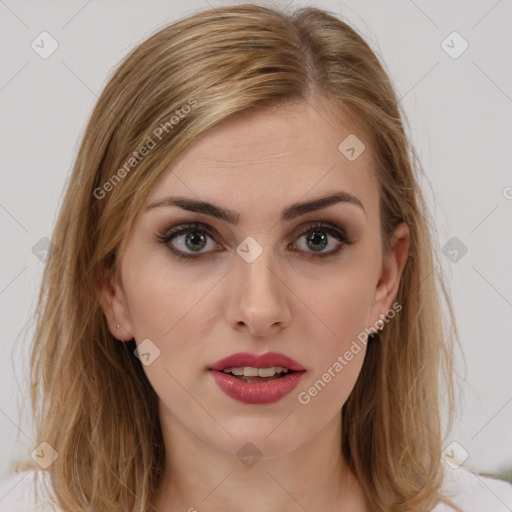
[145,191,365,224]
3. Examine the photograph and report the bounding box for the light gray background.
[1,0,511,480]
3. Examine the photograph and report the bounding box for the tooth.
[223,366,292,377]
[258,367,277,377]
[243,366,259,377]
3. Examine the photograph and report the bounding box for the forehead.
[145,100,379,221]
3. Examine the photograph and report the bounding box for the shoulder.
[0,470,59,512]
[432,465,512,512]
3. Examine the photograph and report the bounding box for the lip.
[209,351,305,372]
[209,370,305,404]
[208,351,306,405]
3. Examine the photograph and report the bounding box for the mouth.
[209,365,306,404]
[208,352,306,403]
[219,366,297,383]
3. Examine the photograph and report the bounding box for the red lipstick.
[210,351,305,372]
[208,351,306,404]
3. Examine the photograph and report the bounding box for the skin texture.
[99,99,409,512]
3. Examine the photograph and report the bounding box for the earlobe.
[97,267,134,342]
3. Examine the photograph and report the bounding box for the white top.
[0,465,512,511]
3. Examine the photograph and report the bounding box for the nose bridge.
[237,243,281,304]
[227,239,291,333]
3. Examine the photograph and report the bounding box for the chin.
[205,416,307,460]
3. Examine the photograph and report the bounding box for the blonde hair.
[26,4,462,511]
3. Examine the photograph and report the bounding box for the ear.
[368,222,410,328]
[97,266,134,342]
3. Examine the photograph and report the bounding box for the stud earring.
[116,324,120,329]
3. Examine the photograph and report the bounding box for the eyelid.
[157,219,348,243]
[157,221,222,244]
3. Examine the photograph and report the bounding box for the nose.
[225,249,292,337]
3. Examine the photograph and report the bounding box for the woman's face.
[100,99,409,459]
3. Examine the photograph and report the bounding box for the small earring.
[116,324,120,329]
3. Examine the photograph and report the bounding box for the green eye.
[156,221,353,262]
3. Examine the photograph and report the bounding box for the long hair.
[26,4,461,511]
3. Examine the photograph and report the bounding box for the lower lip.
[209,370,305,404]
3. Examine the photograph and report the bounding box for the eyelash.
[155,221,354,262]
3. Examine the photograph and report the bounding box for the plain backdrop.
[0,0,511,480]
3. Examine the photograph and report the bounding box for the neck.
[151,401,369,512]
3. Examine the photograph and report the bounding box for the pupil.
[185,232,206,251]
[307,231,327,252]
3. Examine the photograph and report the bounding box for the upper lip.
[209,351,305,372]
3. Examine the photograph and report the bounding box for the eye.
[155,222,221,261]
[289,221,354,259]
[155,220,354,262]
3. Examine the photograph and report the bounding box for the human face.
[102,99,408,459]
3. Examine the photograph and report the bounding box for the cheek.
[296,301,370,417]
[294,271,374,407]
[120,258,211,410]
[120,254,219,392]
[302,270,375,350]
[121,252,216,340]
